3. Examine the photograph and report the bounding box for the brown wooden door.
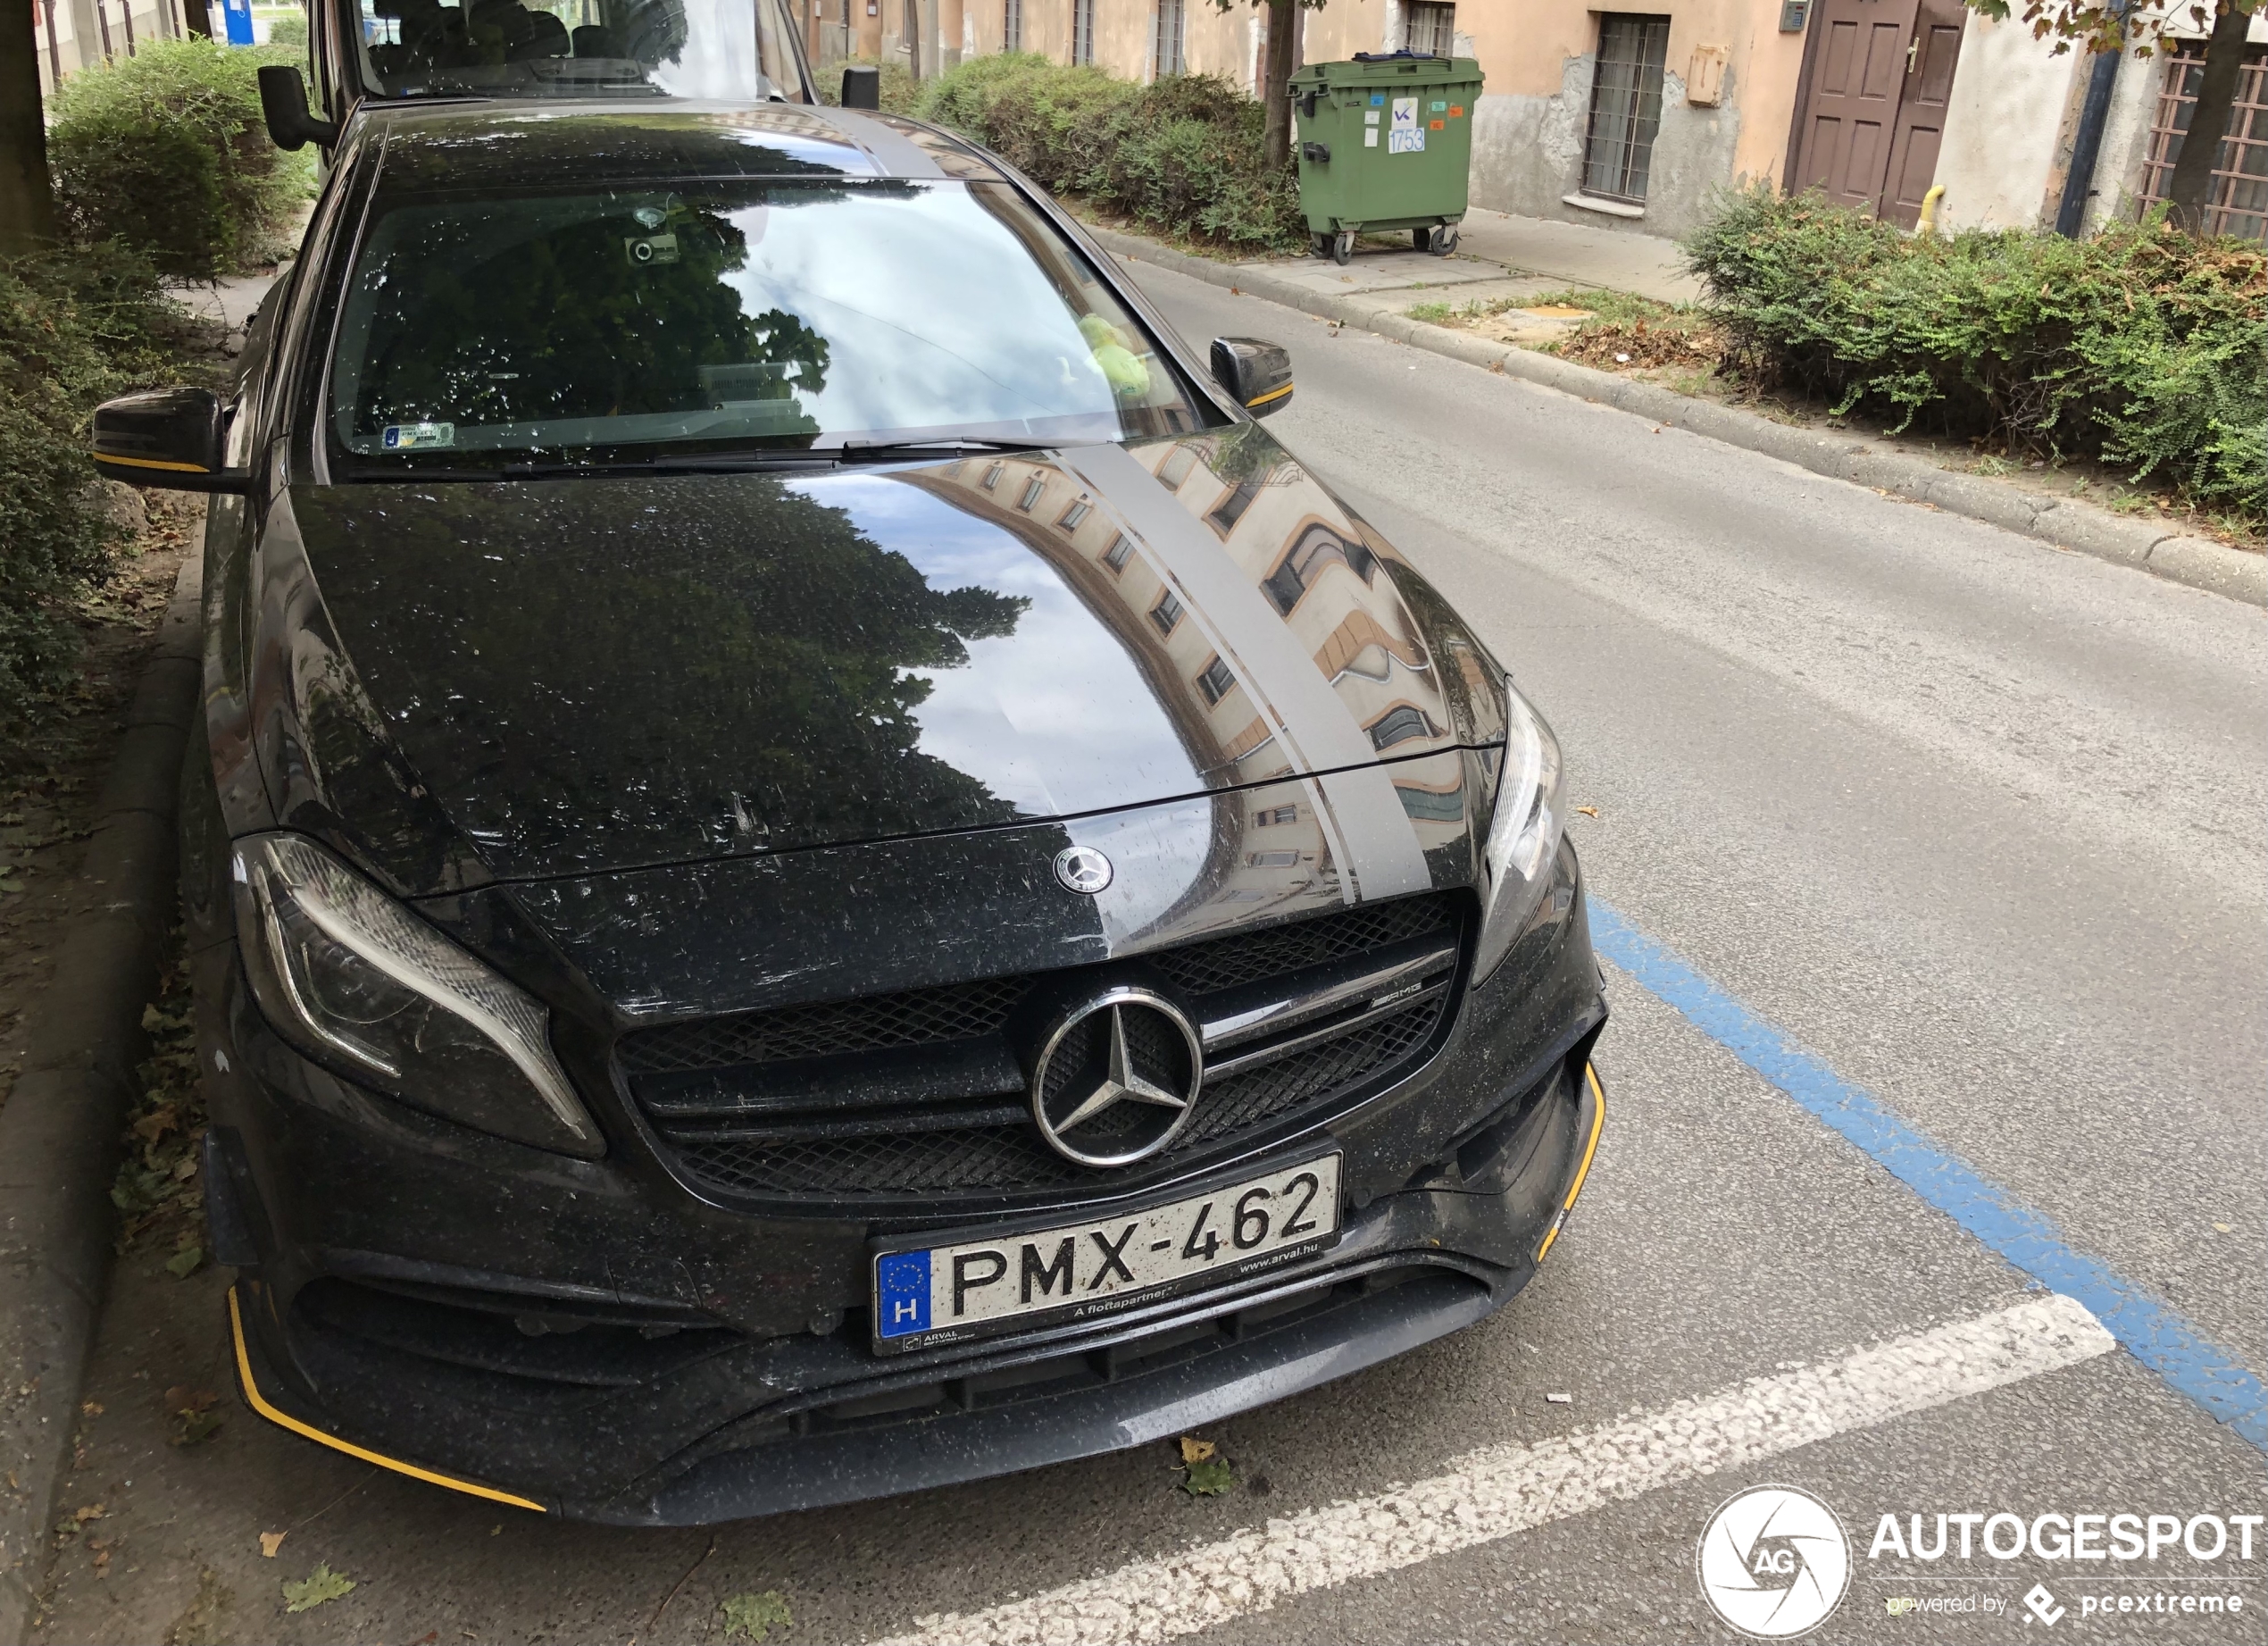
[1880,0,1968,225]
[1793,0,1923,210]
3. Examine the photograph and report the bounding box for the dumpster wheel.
[1430,223,1460,256]
[1330,230,1355,266]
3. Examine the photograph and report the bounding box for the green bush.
[915,54,1304,254]
[1683,186,2268,514]
[266,9,307,46]
[0,246,186,741]
[47,38,314,280]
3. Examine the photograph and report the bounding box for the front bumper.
[199,853,1607,1523]
[226,1060,1605,1523]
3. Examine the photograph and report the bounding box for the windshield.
[348,0,812,101]
[328,180,1208,468]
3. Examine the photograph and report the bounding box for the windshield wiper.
[499,454,839,478]
[832,438,1055,464]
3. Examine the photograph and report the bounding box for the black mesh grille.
[620,977,1030,1075]
[618,893,1461,1203]
[1147,896,1455,996]
[642,990,1452,1199]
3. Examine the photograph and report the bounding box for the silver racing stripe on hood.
[1058,443,1432,905]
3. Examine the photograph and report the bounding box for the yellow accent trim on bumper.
[228,1287,546,1513]
[1536,1062,1606,1263]
[1244,381,1294,407]
[95,452,211,473]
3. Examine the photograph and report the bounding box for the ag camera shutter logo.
[1697,1484,1853,1638]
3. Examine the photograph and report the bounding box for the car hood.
[281,429,1506,888]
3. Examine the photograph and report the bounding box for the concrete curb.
[1090,227,2268,610]
[0,554,202,1646]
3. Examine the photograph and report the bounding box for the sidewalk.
[1220,206,1701,314]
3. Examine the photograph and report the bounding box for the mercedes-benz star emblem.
[1027,986,1203,1167]
[1054,845,1113,895]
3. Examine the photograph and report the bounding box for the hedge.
[47,37,314,280]
[0,247,188,743]
[915,54,1304,254]
[1684,187,2267,514]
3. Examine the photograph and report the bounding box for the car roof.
[366,101,1007,192]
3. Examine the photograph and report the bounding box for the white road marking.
[881,1294,2114,1646]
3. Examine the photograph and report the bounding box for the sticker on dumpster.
[1430,99,1447,111]
[1364,127,1378,146]
[1371,92,1384,105]
[1364,108,1380,123]
[1389,96,1424,153]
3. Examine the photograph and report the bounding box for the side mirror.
[1210,338,1294,417]
[840,65,880,110]
[258,65,339,152]
[92,389,251,494]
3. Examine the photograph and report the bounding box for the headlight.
[231,833,602,1157]
[1472,679,1566,984]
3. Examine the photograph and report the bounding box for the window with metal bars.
[2139,43,2268,244]
[1072,0,1094,63]
[1004,0,1021,51]
[1154,0,1185,75]
[1581,13,1672,204]
[1403,0,1455,57]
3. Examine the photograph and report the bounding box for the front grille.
[617,892,1463,1204]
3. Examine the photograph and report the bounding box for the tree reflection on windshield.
[352,201,829,440]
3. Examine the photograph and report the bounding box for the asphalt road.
[34,262,2266,1646]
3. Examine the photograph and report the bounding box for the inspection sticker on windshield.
[1389,96,1424,154]
[381,421,454,450]
[871,1153,1341,1353]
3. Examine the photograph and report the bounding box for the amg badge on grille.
[1053,845,1113,895]
[1027,986,1203,1167]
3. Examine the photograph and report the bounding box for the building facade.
[874,0,2266,245]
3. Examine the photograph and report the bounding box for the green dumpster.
[1289,53,1483,264]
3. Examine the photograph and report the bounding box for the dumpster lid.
[1289,54,1483,88]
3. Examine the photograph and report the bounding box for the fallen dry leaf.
[164,1386,219,1416]
[73,1504,104,1524]
[1576,806,1600,818]
[260,1531,288,1558]
[1178,1435,1215,1465]
[79,1400,103,1416]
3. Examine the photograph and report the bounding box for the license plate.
[871,1154,1342,1353]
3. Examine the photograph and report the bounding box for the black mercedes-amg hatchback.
[93,96,1606,1524]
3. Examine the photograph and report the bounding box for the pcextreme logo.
[1697,1484,1854,1638]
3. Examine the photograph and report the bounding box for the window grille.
[1206,475,1262,535]
[1057,499,1091,531]
[1403,1,1455,56]
[1582,13,1672,204]
[1151,589,1184,635]
[1154,0,1184,75]
[2139,43,2268,243]
[1004,0,1021,51]
[1103,532,1134,570]
[1072,0,1094,63]
[1017,474,1045,511]
[1197,656,1237,704]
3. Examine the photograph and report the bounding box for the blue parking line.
[1586,896,2268,1453]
